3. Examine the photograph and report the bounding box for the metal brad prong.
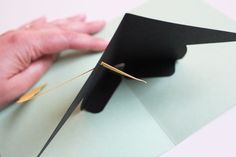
[100,61,147,84]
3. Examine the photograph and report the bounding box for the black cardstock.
[37,13,236,156]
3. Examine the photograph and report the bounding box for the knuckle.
[65,31,78,44]
[5,31,26,44]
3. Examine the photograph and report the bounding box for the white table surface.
[162,105,236,157]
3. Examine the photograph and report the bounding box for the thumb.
[8,55,55,100]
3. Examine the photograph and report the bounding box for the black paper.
[37,13,236,156]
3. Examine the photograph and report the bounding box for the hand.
[0,14,108,107]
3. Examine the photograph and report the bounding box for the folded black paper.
[37,13,236,156]
[81,13,236,113]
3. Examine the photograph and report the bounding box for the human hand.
[0,14,108,107]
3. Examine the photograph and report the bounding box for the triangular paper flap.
[37,13,236,156]
[81,13,236,112]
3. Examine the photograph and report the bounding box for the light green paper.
[1,0,236,157]
[127,0,236,144]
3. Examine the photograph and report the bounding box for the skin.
[0,14,108,107]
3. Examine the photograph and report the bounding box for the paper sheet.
[161,105,236,157]
[1,0,236,156]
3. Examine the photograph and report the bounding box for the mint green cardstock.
[1,0,236,156]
